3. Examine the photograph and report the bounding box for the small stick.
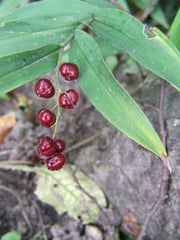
[143,103,159,112]
[32,199,48,240]
[71,168,112,229]
[141,0,159,22]
[107,161,143,203]
[64,133,101,154]
[107,0,128,13]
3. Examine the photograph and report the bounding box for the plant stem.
[52,48,64,140]
[107,0,128,13]
[71,168,112,228]
[52,19,94,139]
[137,79,170,240]
[159,79,166,146]
[141,0,159,22]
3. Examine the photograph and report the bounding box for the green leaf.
[116,0,130,12]
[168,8,180,50]
[150,3,169,29]
[122,55,145,74]
[144,71,158,82]
[85,0,130,13]
[85,0,118,9]
[144,8,180,84]
[151,27,180,56]
[95,37,122,57]
[0,0,97,94]
[0,93,10,100]
[70,29,167,162]
[105,55,119,72]
[0,164,106,223]
[0,0,27,18]
[1,231,21,240]
[129,0,152,10]
[0,44,59,94]
[0,0,97,57]
[92,8,180,90]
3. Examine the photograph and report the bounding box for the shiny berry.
[34,78,55,98]
[37,109,56,128]
[60,63,79,81]
[37,136,56,156]
[59,89,79,109]
[55,139,65,152]
[37,151,48,163]
[46,153,66,171]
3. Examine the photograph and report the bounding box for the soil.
[0,67,180,240]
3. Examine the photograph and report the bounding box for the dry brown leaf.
[0,112,16,145]
[121,210,141,238]
[124,210,139,224]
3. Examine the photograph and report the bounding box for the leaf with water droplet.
[70,29,170,170]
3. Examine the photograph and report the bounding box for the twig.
[137,79,170,240]
[32,199,48,240]
[108,161,143,203]
[71,168,115,240]
[64,133,101,154]
[141,0,159,22]
[143,103,159,112]
[106,0,128,13]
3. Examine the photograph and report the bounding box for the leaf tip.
[161,153,172,173]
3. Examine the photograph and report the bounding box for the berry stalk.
[52,47,64,139]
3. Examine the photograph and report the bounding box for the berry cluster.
[37,136,65,171]
[34,63,79,171]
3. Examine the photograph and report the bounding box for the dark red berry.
[55,139,65,152]
[37,136,56,156]
[46,153,66,171]
[37,109,56,128]
[59,89,79,109]
[34,78,55,98]
[60,63,79,81]
[37,151,48,163]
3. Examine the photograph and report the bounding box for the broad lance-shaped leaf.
[70,29,171,171]
[0,0,27,18]
[0,0,97,57]
[0,0,98,94]
[0,44,59,94]
[92,8,180,90]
